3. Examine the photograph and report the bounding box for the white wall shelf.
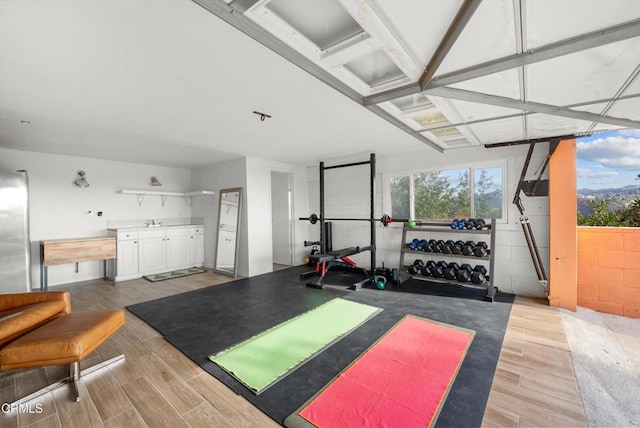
[118,190,215,206]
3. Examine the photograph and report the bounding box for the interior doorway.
[271,171,294,268]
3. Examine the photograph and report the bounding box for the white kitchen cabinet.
[166,227,191,268]
[116,231,138,277]
[190,226,205,266]
[109,225,205,282]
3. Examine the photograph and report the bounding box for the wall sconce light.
[150,176,162,186]
[74,170,90,188]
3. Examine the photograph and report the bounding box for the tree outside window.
[390,167,503,221]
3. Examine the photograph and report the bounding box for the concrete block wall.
[305,145,553,297]
[577,227,640,318]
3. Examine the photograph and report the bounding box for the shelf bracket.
[137,195,145,206]
[161,196,168,207]
[182,196,192,206]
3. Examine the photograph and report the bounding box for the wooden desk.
[40,237,116,290]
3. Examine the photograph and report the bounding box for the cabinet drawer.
[138,229,166,239]
[166,227,189,237]
[190,226,204,235]
[117,231,138,240]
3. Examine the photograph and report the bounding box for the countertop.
[107,224,204,232]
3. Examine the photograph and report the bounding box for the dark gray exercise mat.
[127,266,514,427]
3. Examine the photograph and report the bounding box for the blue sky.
[576,129,640,190]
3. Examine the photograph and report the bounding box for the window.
[389,165,504,221]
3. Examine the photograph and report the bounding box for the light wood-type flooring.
[0,270,589,427]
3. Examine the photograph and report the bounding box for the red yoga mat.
[298,315,474,428]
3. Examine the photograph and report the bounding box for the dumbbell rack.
[399,219,497,301]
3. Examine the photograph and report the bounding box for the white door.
[271,171,293,266]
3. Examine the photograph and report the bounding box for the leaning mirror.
[214,187,242,277]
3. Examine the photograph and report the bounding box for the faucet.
[145,219,163,227]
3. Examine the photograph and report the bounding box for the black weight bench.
[300,246,373,290]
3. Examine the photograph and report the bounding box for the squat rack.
[316,153,377,288]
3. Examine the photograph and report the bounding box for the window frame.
[383,159,508,226]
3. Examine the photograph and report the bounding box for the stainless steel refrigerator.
[0,168,32,293]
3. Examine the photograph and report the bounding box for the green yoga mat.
[209,298,382,394]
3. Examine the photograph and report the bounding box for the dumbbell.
[471,265,488,284]
[434,239,446,253]
[441,240,456,254]
[407,238,420,250]
[456,263,474,282]
[473,241,488,257]
[432,261,448,278]
[421,260,436,276]
[443,262,460,280]
[474,218,486,230]
[462,241,476,256]
[408,259,425,275]
[451,240,465,255]
[465,218,476,230]
[450,219,467,229]
[422,239,433,252]
[426,239,438,252]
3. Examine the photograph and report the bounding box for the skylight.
[266,0,365,51]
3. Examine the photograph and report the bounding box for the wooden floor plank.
[103,409,147,428]
[134,353,204,416]
[21,414,62,428]
[120,376,188,428]
[52,381,104,428]
[188,374,279,428]
[182,402,234,428]
[83,368,133,422]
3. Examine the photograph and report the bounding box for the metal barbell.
[299,213,401,227]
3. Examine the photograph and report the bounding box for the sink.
[146,223,163,228]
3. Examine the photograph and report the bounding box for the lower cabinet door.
[138,238,166,272]
[117,239,138,276]
[166,234,191,268]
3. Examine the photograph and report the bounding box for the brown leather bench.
[0,291,125,402]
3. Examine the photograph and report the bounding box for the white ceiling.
[1,0,639,169]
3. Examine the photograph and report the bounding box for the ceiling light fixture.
[253,111,272,121]
[74,170,90,188]
[150,176,162,186]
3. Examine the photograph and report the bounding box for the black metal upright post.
[369,153,376,282]
[319,161,325,254]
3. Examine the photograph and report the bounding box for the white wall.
[305,146,551,297]
[0,148,192,288]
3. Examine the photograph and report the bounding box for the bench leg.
[70,362,80,402]
[7,355,125,408]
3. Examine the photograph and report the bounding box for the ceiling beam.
[429,18,640,89]
[419,92,640,132]
[587,62,640,132]
[364,18,640,106]
[191,0,443,152]
[417,0,482,91]
[426,86,640,129]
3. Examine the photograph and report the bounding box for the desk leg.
[40,245,47,291]
[42,266,48,291]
